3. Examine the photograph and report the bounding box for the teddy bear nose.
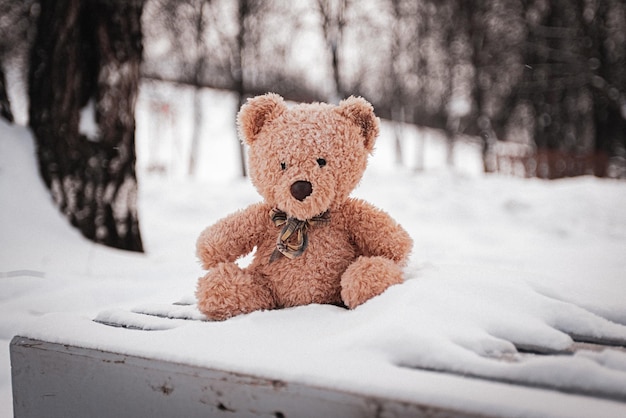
[290,181,312,201]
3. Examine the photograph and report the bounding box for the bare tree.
[233,0,251,177]
[0,63,12,122]
[188,0,208,177]
[29,0,145,251]
[586,0,626,176]
[316,0,349,102]
[0,0,37,124]
[192,0,261,177]
[387,0,411,166]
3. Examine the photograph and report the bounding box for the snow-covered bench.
[11,333,626,418]
[10,269,626,418]
[11,335,466,418]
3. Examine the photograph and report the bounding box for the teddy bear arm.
[345,200,413,266]
[196,204,269,269]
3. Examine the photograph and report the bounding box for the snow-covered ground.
[2,86,626,417]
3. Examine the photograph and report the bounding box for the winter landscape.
[2,84,626,417]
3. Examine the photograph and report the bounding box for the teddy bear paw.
[196,262,275,320]
[340,256,404,309]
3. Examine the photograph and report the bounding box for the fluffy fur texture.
[196,93,413,320]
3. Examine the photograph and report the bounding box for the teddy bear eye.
[316,158,327,167]
[280,162,287,170]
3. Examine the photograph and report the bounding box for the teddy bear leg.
[340,256,404,309]
[196,262,275,320]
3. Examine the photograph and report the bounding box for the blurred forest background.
[146,0,626,180]
[1,0,625,250]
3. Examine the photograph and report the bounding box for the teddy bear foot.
[196,262,275,321]
[340,256,404,309]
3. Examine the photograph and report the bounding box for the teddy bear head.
[238,93,379,221]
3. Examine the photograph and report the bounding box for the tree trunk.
[235,0,249,178]
[29,0,144,252]
[0,63,14,123]
[317,0,347,102]
[588,0,625,177]
[188,0,206,177]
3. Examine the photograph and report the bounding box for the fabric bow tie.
[269,208,330,263]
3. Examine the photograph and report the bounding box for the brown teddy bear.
[195,93,413,320]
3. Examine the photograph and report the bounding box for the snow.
[78,99,100,141]
[2,86,626,417]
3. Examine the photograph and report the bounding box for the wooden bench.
[11,336,478,418]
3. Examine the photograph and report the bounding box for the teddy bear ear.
[336,96,380,152]
[237,93,287,145]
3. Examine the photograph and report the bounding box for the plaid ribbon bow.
[269,208,330,263]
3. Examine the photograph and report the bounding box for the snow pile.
[2,102,626,417]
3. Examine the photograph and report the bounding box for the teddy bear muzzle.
[290,180,313,201]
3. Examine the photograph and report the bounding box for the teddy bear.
[195,93,413,320]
